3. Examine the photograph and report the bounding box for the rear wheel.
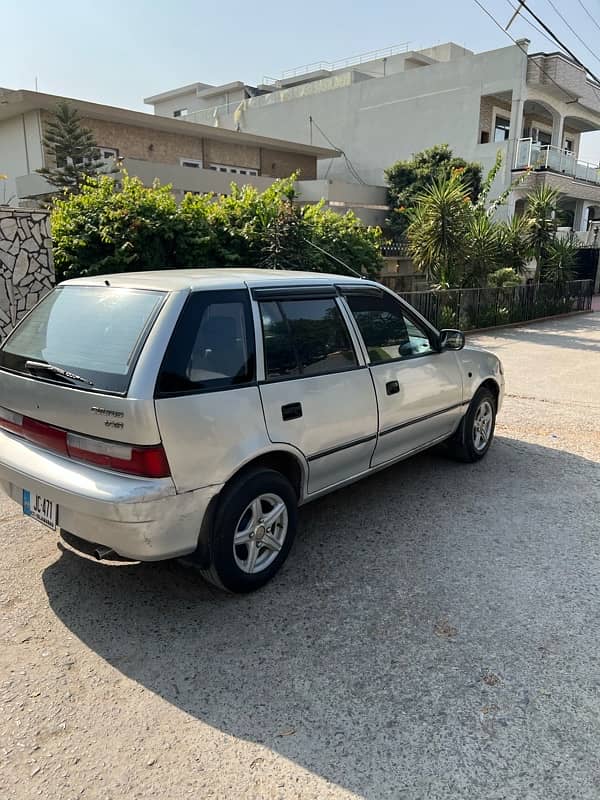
[447,386,496,463]
[200,468,297,593]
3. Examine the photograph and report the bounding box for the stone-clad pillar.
[0,207,55,341]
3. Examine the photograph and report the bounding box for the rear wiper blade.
[25,360,94,386]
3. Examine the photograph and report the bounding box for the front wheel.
[200,468,298,593]
[447,387,497,463]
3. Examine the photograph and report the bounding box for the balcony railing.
[515,138,600,186]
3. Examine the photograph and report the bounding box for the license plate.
[23,489,57,530]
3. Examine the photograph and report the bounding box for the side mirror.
[439,329,465,351]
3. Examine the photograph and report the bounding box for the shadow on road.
[42,437,600,798]
[471,314,600,355]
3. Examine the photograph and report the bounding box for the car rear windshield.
[0,285,166,394]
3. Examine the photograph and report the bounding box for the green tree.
[525,185,560,283]
[51,173,383,281]
[37,101,108,195]
[406,172,472,288]
[51,174,183,280]
[544,233,578,285]
[497,213,531,275]
[385,144,483,238]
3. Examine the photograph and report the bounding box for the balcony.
[514,138,600,186]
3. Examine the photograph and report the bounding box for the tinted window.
[0,286,165,394]
[157,289,255,395]
[260,298,357,380]
[346,293,435,363]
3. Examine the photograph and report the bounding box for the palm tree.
[463,213,502,287]
[406,172,471,288]
[497,214,532,276]
[544,233,578,285]
[525,186,560,283]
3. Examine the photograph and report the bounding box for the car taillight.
[0,406,24,436]
[66,433,170,478]
[0,405,170,478]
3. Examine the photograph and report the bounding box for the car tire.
[447,386,497,463]
[200,468,298,593]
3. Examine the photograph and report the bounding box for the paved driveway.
[1,312,599,800]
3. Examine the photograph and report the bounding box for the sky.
[2,0,599,162]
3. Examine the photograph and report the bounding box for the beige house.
[0,88,342,208]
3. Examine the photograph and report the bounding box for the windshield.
[0,285,166,394]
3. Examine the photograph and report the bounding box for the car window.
[157,289,255,394]
[260,298,357,380]
[346,293,435,363]
[0,286,166,394]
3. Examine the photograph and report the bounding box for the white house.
[146,41,600,236]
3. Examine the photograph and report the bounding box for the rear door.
[255,287,378,494]
[341,288,464,467]
[0,284,170,444]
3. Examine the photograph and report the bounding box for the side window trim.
[340,290,440,367]
[155,288,256,397]
[257,295,363,383]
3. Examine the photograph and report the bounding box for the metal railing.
[378,280,594,330]
[262,43,411,85]
[514,138,600,186]
[381,239,410,258]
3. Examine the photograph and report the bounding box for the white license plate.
[23,489,57,530]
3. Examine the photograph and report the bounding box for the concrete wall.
[0,111,45,205]
[207,45,527,189]
[0,207,54,341]
[150,86,247,119]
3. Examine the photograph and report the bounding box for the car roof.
[61,268,376,292]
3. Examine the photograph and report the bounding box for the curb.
[465,309,594,336]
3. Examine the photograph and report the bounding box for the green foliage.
[487,267,522,288]
[51,172,383,281]
[36,101,108,196]
[385,144,483,237]
[406,173,472,288]
[463,214,503,288]
[543,233,579,285]
[497,214,531,274]
[524,185,560,283]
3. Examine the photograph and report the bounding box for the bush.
[51,173,384,281]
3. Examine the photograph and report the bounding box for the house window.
[180,158,203,169]
[173,108,188,118]
[208,163,258,176]
[99,147,118,160]
[493,115,511,142]
[564,138,574,152]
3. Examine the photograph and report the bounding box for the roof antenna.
[303,238,365,279]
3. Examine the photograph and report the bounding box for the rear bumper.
[0,430,221,560]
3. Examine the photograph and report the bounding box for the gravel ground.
[1,311,599,800]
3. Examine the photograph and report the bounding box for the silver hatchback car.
[0,269,503,592]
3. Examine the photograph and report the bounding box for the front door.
[342,289,464,467]
[256,291,378,494]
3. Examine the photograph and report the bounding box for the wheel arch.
[477,378,500,405]
[192,447,307,569]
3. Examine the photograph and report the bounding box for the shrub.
[51,173,384,281]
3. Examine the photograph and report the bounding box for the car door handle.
[281,402,303,421]
[386,380,400,396]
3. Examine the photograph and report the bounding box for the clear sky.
[2,0,599,162]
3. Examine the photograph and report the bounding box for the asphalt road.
[1,311,599,800]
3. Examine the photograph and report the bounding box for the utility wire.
[309,115,367,184]
[543,0,600,67]
[575,0,600,36]
[516,0,600,84]
[471,0,579,102]
[504,0,565,50]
